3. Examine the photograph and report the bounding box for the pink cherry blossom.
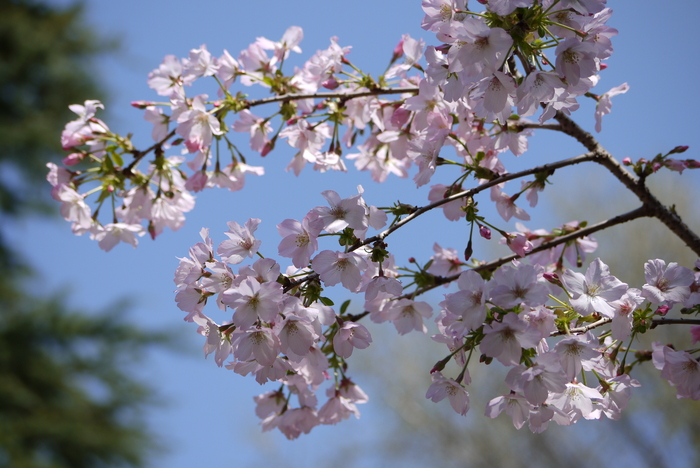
[312,250,367,292]
[332,322,372,358]
[147,55,194,96]
[426,371,470,416]
[223,277,283,329]
[311,190,367,233]
[217,218,262,264]
[427,242,463,276]
[176,94,223,153]
[94,223,145,252]
[553,333,600,381]
[485,393,531,429]
[232,110,273,153]
[480,312,541,365]
[642,259,694,304]
[490,186,530,222]
[384,299,433,335]
[490,262,548,309]
[561,258,628,317]
[277,215,322,268]
[442,270,491,331]
[594,82,629,132]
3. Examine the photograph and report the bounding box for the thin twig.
[245,86,420,108]
[359,151,600,250]
[550,317,611,337]
[651,318,700,328]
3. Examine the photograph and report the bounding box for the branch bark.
[554,111,700,256]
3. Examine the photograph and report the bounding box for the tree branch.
[359,151,600,250]
[550,317,611,337]
[402,205,651,299]
[553,111,700,256]
[245,86,420,108]
[651,318,700,328]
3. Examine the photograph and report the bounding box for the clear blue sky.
[7,1,700,466]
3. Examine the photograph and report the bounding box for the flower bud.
[478,224,491,240]
[391,38,404,62]
[464,239,473,262]
[62,153,84,166]
[670,145,689,154]
[261,141,274,157]
[622,157,632,165]
[543,272,563,288]
[655,305,670,316]
[130,100,155,109]
[321,77,339,90]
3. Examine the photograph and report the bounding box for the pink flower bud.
[479,224,491,240]
[130,100,155,109]
[685,159,700,169]
[392,39,404,61]
[670,145,689,154]
[390,107,411,127]
[321,77,339,90]
[655,305,670,316]
[261,141,274,157]
[599,63,608,70]
[464,239,473,262]
[664,158,687,173]
[62,153,84,166]
[622,157,632,165]
[543,272,560,285]
[652,162,661,172]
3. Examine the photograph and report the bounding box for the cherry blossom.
[426,371,470,416]
[217,218,262,264]
[50,0,700,440]
[332,322,372,358]
[561,258,628,317]
[642,259,694,304]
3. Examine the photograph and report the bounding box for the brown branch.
[399,205,651,299]
[651,318,700,328]
[124,128,177,175]
[550,317,612,337]
[549,317,700,337]
[553,111,700,256]
[245,86,420,108]
[359,151,600,250]
[515,122,563,132]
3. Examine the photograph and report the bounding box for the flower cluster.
[51,0,700,438]
[430,258,700,431]
[173,186,440,439]
[49,1,646,252]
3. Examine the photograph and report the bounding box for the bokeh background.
[2,0,700,466]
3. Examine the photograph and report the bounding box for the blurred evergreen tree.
[0,1,170,467]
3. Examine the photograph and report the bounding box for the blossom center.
[295,232,310,248]
[330,206,347,219]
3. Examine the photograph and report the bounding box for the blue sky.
[7,1,700,466]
